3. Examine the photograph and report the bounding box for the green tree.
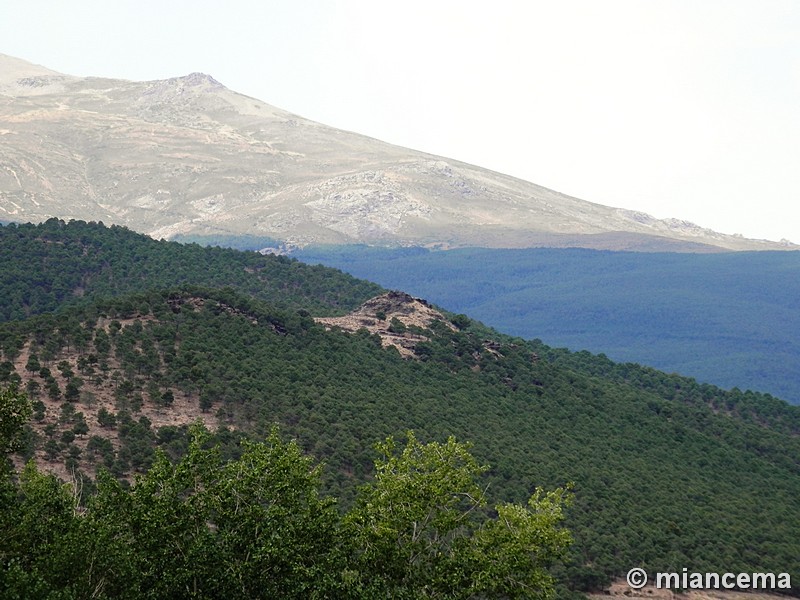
[344,432,572,599]
[86,424,344,599]
[46,380,61,401]
[64,378,82,403]
[0,385,32,455]
[467,488,574,598]
[450,314,471,330]
[160,389,174,408]
[57,361,74,379]
[0,462,83,599]
[72,413,89,438]
[25,379,41,399]
[97,407,117,429]
[25,353,41,373]
[388,317,407,334]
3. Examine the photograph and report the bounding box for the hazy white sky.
[2,0,799,242]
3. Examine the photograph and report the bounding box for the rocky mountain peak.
[147,71,226,92]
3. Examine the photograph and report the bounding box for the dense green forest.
[1,221,798,597]
[293,245,800,404]
[0,219,381,321]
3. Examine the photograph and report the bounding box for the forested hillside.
[0,219,381,321]
[1,221,798,597]
[294,245,800,403]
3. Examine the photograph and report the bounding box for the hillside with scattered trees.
[0,221,798,598]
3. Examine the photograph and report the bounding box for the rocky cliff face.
[1,53,795,252]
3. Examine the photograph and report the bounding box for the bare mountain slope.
[1,53,794,251]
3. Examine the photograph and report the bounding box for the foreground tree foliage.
[344,433,572,598]
[80,428,343,599]
[0,387,571,599]
[0,385,31,455]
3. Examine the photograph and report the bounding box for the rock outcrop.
[315,291,454,357]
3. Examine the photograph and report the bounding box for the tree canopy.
[0,388,571,599]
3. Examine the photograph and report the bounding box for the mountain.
[1,221,799,595]
[1,53,795,252]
